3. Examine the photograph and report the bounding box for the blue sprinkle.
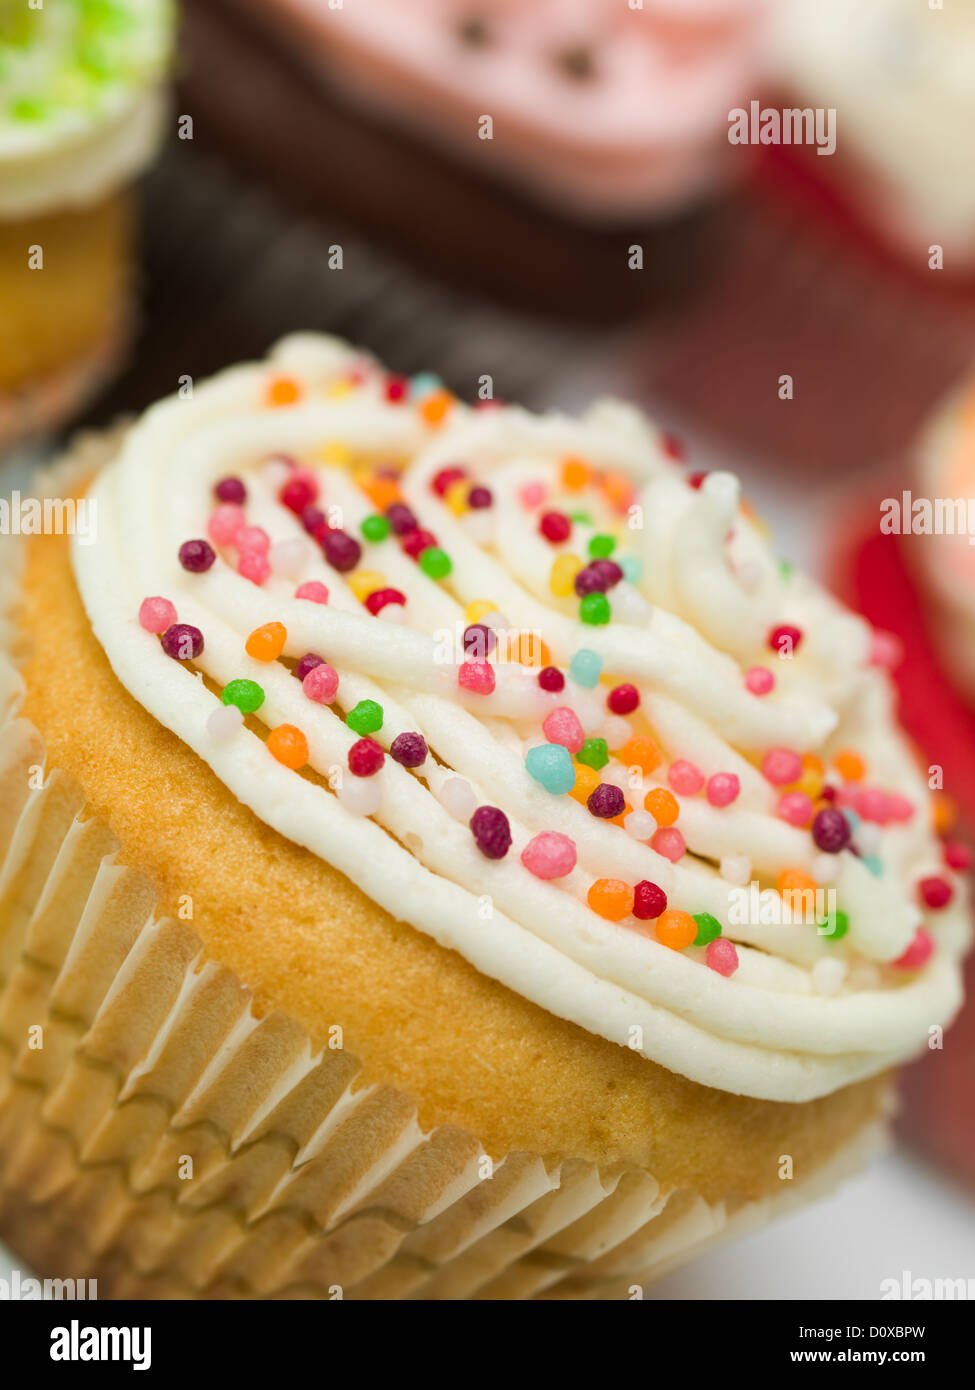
[844,810,862,833]
[861,854,884,877]
[621,555,643,585]
[525,743,575,795]
[409,371,442,400]
[569,648,603,689]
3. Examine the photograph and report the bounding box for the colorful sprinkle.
[221,678,265,713]
[812,807,851,853]
[280,472,318,514]
[295,580,330,604]
[761,748,802,786]
[338,777,382,816]
[161,623,203,660]
[387,502,418,535]
[893,927,934,970]
[390,731,427,767]
[302,663,339,704]
[139,596,177,634]
[620,736,661,775]
[834,749,866,782]
[776,789,813,827]
[562,456,591,491]
[402,528,437,559]
[267,724,308,769]
[745,666,774,695]
[919,875,953,909]
[644,787,679,826]
[569,649,603,688]
[569,763,601,805]
[588,533,616,559]
[360,513,391,543]
[651,827,685,862]
[245,622,286,662]
[458,661,496,695]
[632,880,667,920]
[579,592,610,625]
[540,511,571,544]
[468,485,493,509]
[543,707,584,754]
[214,476,246,504]
[720,854,752,885]
[266,376,302,407]
[178,538,216,573]
[944,841,973,872]
[470,806,512,859]
[623,810,655,841]
[706,938,739,976]
[208,503,246,546]
[768,623,803,656]
[819,908,849,941]
[576,737,609,771]
[348,737,385,777]
[440,776,476,821]
[521,831,577,879]
[320,528,362,573]
[550,553,583,598]
[656,909,697,950]
[706,772,740,808]
[587,878,633,921]
[238,551,271,585]
[587,784,625,819]
[364,587,406,615]
[419,546,452,579]
[237,525,271,555]
[668,760,704,796]
[538,666,565,693]
[346,699,383,735]
[607,683,639,716]
[207,704,243,741]
[526,743,576,794]
[692,912,723,946]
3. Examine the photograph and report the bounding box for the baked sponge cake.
[0,1,173,450]
[0,336,968,1299]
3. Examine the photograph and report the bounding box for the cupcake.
[0,336,967,1300]
[179,0,769,323]
[0,1,173,452]
[773,0,975,271]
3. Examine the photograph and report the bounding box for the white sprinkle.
[377,603,408,624]
[720,854,752,886]
[269,537,309,578]
[811,852,839,885]
[206,704,244,741]
[624,810,656,841]
[338,776,382,816]
[811,957,846,996]
[610,583,651,624]
[440,776,476,822]
[856,824,883,856]
[262,456,293,491]
[483,610,511,631]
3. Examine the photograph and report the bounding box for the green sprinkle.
[10,95,49,122]
[579,592,610,625]
[221,679,265,714]
[346,699,383,735]
[360,513,391,543]
[576,737,609,771]
[419,546,452,580]
[778,557,794,582]
[819,908,849,942]
[692,912,722,947]
[588,533,616,559]
[569,510,593,525]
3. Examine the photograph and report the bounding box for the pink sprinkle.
[761,748,802,786]
[237,525,271,555]
[238,551,271,585]
[944,841,973,872]
[459,661,496,695]
[855,787,893,825]
[869,629,904,671]
[543,706,585,754]
[745,666,774,695]
[521,831,577,880]
[887,793,915,823]
[776,789,814,827]
[667,760,704,796]
[295,580,329,604]
[893,927,934,971]
[139,596,177,634]
[208,503,246,546]
[706,938,739,976]
[919,875,953,910]
[303,663,339,704]
[651,827,685,862]
[706,772,741,808]
[518,481,547,509]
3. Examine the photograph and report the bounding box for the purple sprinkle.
[538,666,565,692]
[161,623,204,660]
[178,539,216,573]
[812,807,851,853]
[320,527,362,573]
[589,559,624,590]
[463,623,497,660]
[301,504,326,535]
[214,476,246,504]
[390,731,427,768]
[587,783,625,819]
[469,805,512,860]
[574,564,609,597]
[467,486,493,509]
[386,502,418,536]
[294,652,325,682]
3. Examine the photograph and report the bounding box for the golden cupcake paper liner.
[0,446,891,1300]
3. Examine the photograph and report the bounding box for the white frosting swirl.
[70,336,969,1101]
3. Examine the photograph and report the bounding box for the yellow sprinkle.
[550,552,583,598]
[444,477,470,516]
[796,768,823,800]
[324,378,355,400]
[317,441,353,467]
[465,599,497,623]
[348,570,385,601]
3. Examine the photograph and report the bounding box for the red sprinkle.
[607,683,639,715]
[768,623,803,656]
[539,511,571,544]
[687,471,709,490]
[944,841,973,872]
[364,587,407,615]
[893,927,934,970]
[402,528,437,559]
[385,376,408,402]
[432,465,466,497]
[919,875,953,910]
[537,666,565,693]
[348,737,385,777]
[632,880,667,920]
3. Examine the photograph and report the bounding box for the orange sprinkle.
[587,878,633,922]
[267,724,308,770]
[562,456,591,491]
[245,622,287,662]
[610,800,632,829]
[361,475,402,510]
[570,764,601,805]
[777,868,817,897]
[644,787,679,826]
[834,749,866,782]
[601,471,633,510]
[266,375,301,407]
[932,792,957,835]
[419,389,454,427]
[655,909,697,951]
[621,735,662,775]
[801,753,825,777]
